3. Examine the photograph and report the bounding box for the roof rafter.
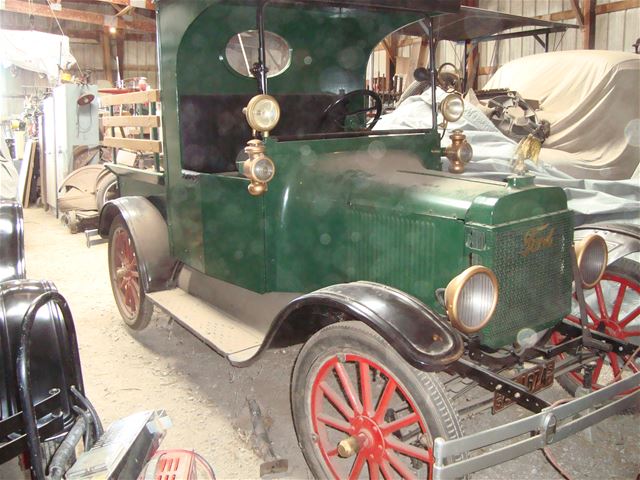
[0,0,156,32]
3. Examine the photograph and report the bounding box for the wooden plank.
[536,0,640,21]
[569,0,585,25]
[101,29,113,85]
[102,137,162,153]
[101,115,160,128]
[0,0,156,32]
[95,0,155,10]
[99,89,160,106]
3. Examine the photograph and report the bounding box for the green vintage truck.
[97,0,640,478]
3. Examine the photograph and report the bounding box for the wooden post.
[583,0,597,49]
[101,28,114,85]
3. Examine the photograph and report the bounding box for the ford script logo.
[521,224,555,256]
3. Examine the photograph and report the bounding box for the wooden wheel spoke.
[380,460,394,480]
[320,381,355,421]
[348,451,366,480]
[368,459,380,480]
[373,378,397,423]
[385,436,431,463]
[595,283,608,319]
[608,353,621,378]
[327,447,339,458]
[317,413,353,434]
[610,283,627,322]
[619,306,640,328]
[359,362,373,416]
[623,330,640,338]
[585,304,600,324]
[381,412,419,436]
[386,450,417,480]
[335,362,363,415]
[591,358,604,385]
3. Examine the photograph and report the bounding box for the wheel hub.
[338,415,386,462]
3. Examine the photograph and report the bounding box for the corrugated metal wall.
[473,0,640,87]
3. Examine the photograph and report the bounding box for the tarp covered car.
[484,50,640,180]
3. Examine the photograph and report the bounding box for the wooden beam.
[101,28,114,84]
[569,0,584,26]
[102,137,162,153]
[95,0,155,10]
[99,89,160,105]
[477,66,499,76]
[583,0,596,49]
[101,115,160,128]
[0,0,155,32]
[536,0,639,22]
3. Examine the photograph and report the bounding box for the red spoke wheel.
[108,215,153,330]
[292,322,463,479]
[552,258,640,405]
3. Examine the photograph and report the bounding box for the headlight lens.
[458,141,473,163]
[251,157,275,182]
[445,265,498,333]
[244,94,281,132]
[440,94,464,123]
[575,234,608,288]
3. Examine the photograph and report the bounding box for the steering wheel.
[321,89,383,131]
[437,63,462,93]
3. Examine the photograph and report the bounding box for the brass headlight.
[445,265,498,334]
[575,234,608,288]
[440,94,464,123]
[243,94,281,135]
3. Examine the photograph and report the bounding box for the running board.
[146,289,264,364]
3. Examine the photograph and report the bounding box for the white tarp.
[484,50,640,180]
[0,29,76,79]
[374,87,640,225]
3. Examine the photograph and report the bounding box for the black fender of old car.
[242,281,464,371]
[0,280,77,424]
[99,197,176,293]
[0,201,26,283]
[575,223,640,265]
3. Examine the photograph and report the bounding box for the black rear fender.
[260,281,464,372]
[99,197,175,293]
[0,280,75,422]
[0,201,25,283]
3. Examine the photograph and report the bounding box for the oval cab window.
[225,30,291,78]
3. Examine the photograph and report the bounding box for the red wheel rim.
[310,354,433,480]
[112,226,141,319]
[553,270,640,392]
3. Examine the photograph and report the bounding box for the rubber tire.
[556,258,639,410]
[291,321,464,479]
[108,215,153,330]
[95,172,119,211]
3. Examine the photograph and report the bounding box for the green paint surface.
[150,0,575,348]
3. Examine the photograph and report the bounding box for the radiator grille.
[479,212,574,349]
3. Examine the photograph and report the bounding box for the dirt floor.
[11,206,640,479]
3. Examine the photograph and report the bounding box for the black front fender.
[261,281,463,372]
